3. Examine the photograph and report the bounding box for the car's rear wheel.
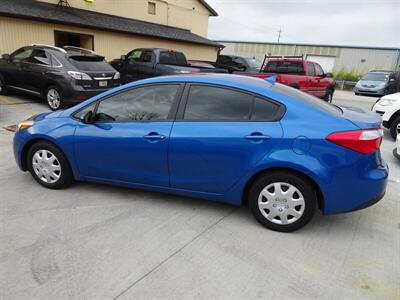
[248,171,317,232]
[389,116,400,140]
[46,86,65,111]
[27,141,73,189]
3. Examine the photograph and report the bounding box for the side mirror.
[120,55,127,61]
[81,110,96,124]
[325,72,333,78]
[2,54,10,61]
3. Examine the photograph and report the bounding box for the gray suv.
[354,70,398,96]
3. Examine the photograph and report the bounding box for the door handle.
[144,132,166,140]
[245,133,270,140]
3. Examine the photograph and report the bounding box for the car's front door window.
[127,50,143,62]
[96,84,180,122]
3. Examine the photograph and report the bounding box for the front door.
[74,83,182,187]
[169,84,284,194]
[2,47,33,89]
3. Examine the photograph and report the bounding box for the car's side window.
[11,48,33,63]
[128,50,142,62]
[307,62,315,76]
[140,50,154,63]
[251,98,281,121]
[183,85,253,120]
[96,85,179,122]
[29,49,51,66]
[315,64,324,76]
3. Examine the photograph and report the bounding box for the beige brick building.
[0,0,222,61]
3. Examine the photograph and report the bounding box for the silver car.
[354,71,398,96]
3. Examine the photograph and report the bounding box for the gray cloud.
[207,0,400,47]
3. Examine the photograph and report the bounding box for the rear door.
[22,49,52,94]
[169,84,284,194]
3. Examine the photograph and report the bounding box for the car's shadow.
[60,179,357,235]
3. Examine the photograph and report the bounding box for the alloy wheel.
[258,182,305,225]
[32,149,62,184]
[47,88,61,110]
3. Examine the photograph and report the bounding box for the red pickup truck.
[240,56,336,102]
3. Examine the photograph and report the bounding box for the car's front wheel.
[27,141,73,189]
[389,116,400,140]
[324,90,334,103]
[248,171,317,232]
[46,86,65,111]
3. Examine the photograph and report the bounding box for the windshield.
[244,57,261,69]
[68,56,114,72]
[361,73,389,82]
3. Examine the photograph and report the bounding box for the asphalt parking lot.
[0,90,399,300]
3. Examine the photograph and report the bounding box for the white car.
[394,124,400,160]
[372,92,400,139]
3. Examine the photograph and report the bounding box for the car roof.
[132,73,274,91]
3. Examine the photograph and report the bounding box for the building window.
[148,2,156,15]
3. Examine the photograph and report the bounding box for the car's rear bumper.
[62,82,121,105]
[321,153,389,215]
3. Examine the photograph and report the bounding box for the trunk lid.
[339,105,382,129]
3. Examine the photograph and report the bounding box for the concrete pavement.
[0,91,399,300]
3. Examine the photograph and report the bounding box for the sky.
[206,0,400,48]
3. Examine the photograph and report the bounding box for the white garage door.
[306,55,336,73]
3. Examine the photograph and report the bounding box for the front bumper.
[13,131,26,171]
[354,87,385,95]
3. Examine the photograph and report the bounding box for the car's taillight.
[67,71,92,81]
[327,129,383,154]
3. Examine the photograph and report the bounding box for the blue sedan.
[13,74,388,232]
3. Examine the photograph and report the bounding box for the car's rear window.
[265,61,305,75]
[159,51,187,66]
[68,56,114,72]
[272,83,342,115]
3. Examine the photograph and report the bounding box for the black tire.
[355,92,360,96]
[248,171,317,232]
[45,86,65,111]
[27,141,73,189]
[389,116,400,140]
[0,75,7,95]
[324,89,334,103]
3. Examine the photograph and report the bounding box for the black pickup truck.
[110,48,225,83]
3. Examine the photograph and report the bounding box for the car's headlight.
[113,72,120,80]
[17,120,34,131]
[377,99,398,106]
